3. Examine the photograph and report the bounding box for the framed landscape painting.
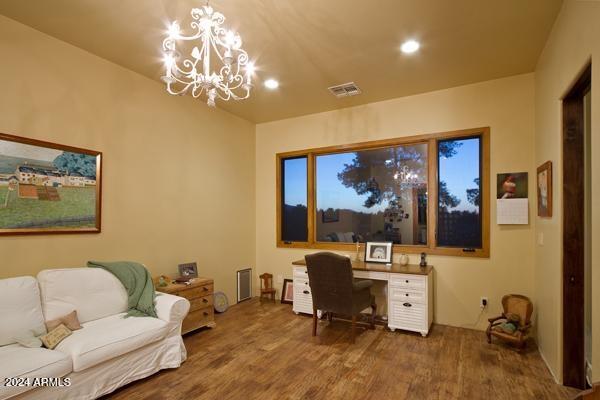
[0,132,102,235]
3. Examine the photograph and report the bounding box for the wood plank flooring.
[106,298,578,400]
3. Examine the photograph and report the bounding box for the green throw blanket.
[87,261,158,318]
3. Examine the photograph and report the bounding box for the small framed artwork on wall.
[537,161,552,217]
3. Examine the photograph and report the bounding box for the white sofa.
[0,268,190,400]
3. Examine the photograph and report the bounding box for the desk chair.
[305,252,377,343]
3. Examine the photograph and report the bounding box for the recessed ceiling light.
[264,79,279,89]
[401,40,420,54]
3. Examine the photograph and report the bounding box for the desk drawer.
[294,277,310,290]
[294,284,312,298]
[353,270,389,281]
[389,301,426,331]
[389,287,426,304]
[293,267,309,279]
[390,274,426,290]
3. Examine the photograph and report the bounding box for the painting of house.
[0,133,102,234]
[0,174,17,186]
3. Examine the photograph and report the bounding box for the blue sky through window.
[283,157,307,207]
[283,139,480,214]
[439,138,480,213]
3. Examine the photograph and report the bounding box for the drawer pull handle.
[405,293,409,297]
[203,287,209,291]
[405,280,409,283]
[203,311,209,316]
[403,303,412,307]
[202,298,208,303]
[304,282,308,285]
[303,290,310,295]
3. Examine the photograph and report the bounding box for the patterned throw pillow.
[40,324,72,350]
[45,310,82,332]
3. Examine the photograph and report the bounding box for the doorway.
[562,63,591,389]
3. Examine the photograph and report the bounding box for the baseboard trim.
[539,346,561,384]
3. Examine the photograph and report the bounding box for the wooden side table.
[155,276,216,334]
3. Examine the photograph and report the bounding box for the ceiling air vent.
[328,82,362,98]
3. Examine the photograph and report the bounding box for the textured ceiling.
[0,0,562,123]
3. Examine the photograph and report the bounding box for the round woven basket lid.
[213,291,229,313]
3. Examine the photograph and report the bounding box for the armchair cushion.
[352,280,373,291]
[353,294,376,315]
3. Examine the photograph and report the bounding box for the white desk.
[292,259,434,337]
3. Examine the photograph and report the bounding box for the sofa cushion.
[0,276,46,346]
[37,268,128,323]
[55,313,169,372]
[0,344,72,399]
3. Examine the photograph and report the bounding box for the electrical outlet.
[480,297,488,309]
[276,274,283,284]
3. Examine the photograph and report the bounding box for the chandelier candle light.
[162,4,254,107]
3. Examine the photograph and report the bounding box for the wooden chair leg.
[351,316,356,343]
[312,307,318,337]
[486,327,492,344]
[328,312,333,322]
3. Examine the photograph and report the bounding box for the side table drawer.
[178,283,214,300]
[182,307,214,333]
[190,295,213,312]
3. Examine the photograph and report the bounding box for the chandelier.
[162,3,254,107]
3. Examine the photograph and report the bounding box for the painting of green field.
[0,186,96,229]
[0,133,101,234]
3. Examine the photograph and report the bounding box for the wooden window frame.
[276,127,490,258]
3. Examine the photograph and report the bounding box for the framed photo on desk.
[364,242,393,264]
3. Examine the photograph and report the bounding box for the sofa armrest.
[155,293,190,324]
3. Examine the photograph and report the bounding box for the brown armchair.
[305,252,377,343]
[486,294,533,349]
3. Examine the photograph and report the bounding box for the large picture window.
[316,143,428,245]
[276,128,490,257]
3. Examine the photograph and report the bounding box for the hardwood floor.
[107,298,578,400]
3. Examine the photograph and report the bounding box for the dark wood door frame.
[562,63,591,389]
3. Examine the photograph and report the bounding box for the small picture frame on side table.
[178,262,198,279]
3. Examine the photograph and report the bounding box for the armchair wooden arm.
[517,322,531,333]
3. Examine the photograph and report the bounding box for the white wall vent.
[237,268,252,303]
[328,82,362,98]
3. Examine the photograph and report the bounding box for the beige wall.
[0,16,256,304]
[256,73,536,330]
[534,0,600,383]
